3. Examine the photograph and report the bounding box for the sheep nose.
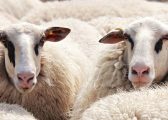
[17,72,35,89]
[131,65,150,77]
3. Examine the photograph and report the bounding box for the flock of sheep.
[0,0,168,120]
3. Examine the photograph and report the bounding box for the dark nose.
[131,65,150,77]
[17,72,35,89]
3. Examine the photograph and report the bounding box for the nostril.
[142,67,150,75]
[132,69,138,75]
[18,76,22,81]
[17,72,35,83]
[27,76,34,83]
[131,65,150,77]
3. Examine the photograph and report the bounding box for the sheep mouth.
[131,81,151,89]
[15,83,36,94]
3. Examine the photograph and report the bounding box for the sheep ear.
[43,27,71,42]
[99,28,125,44]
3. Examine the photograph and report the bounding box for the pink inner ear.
[44,27,71,42]
[46,33,62,42]
[99,31,124,44]
[162,34,168,40]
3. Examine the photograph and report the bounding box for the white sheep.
[22,0,168,24]
[0,103,37,120]
[0,18,101,120]
[0,0,42,19]
[80,85,168,120]
[71,18,168,119]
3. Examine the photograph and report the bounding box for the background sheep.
[89,14,168,36]
[71,18,168,119]
[80,86,168,120]
[0,18,100,120]
[0,103,37,120]
[0,12,18,27]
[22,0,168,24]
[89,16,139,36]
[0,0,42,19]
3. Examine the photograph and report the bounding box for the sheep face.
[99,18,168,88]
[0,23,70,93]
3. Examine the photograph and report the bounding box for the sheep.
[22,0,168,24]
[0,103,37,120]
[80,85,168,120]
[71,17,168,119]
[0,18,99,120]
[0,0,42,19]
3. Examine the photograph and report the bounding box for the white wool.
[22,0,168,24]
[0,103,37,120]
[80,86,168,120]
[0,0,42,19]
[0,12,17,26]
[71,41,131,120]
[89,14,168,36]
[89,16,138,36]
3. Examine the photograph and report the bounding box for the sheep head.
[0,22,70,93]
[99,18,168,89]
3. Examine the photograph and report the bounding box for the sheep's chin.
[13,79,37,94]
[15,84,35,94]
[132,81,152,89]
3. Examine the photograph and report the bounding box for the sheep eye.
[0,37,7,45]
[155,39,163,53]
[39,39,44,46]
[34,44,39,56]
[1,39,6,45]
[39,34,45,46]
[34,39,44,56]
[124,34,134,50]
[2,38,15,67]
